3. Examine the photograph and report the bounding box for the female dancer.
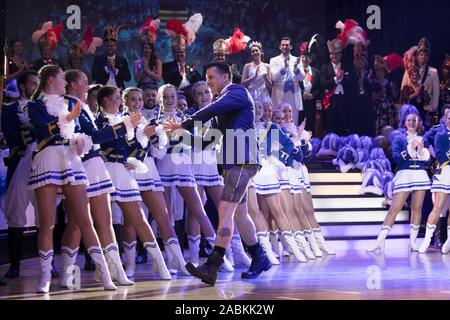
[122,87,189,275]
[419,111,450,253]
[28,65,115,293]
[155,84,233,271]
[367,105,431,252]
[187,81,250,268]
[59,70,135,287]
[95,85,171,280]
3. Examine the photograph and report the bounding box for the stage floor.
[1,239,450,300]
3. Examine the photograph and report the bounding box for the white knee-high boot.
[269,230,280,258]
[206,236,234,272]
[410,224,420,252]
[313,227,336,255]
[88,246,117,291]
[144,241,171,280]
[37,250,54,293]
[256,231,280,265]
[122,241,137,278]
[366,226,391,252]
[165,237,190,276]
[231,234,251,268]
[59,246,79,288]
[441,226,450,254]
[187,235,200,266]
[419,224,436,253]
[280,231,307,263]
[103,243,134,285]
[293,231,315,259]
[305,229,323,257]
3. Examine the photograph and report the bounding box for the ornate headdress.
[214,28,251,55]
[335,19,367,49]
[166,13,203,50]
[80,24,103,55]
[327,39,343,55]
[403,46,418,74]
[140,18,160,44]
[373,53,403,73]
[417,37,431,56]
[31,21,64,51]
[300,34,319,56]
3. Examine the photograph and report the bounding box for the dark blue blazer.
[181,84,259,169]
[1,101,36,186]
[434,127,450,165]
[91,54,131,89]
[392,133,430,171]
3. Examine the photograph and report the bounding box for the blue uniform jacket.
[434,127,450,165]
[65,96,130,162]
[181,84,259,169]
[423,123,445,147]
[392,133,430,171]
[1,100,36,187]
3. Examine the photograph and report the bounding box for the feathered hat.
[300,34,319,56]
[403,46,418,73]
[214,28,251,55]
[327,39,343,55]
[31,21,64,51]
[335,19,367,49]
[417,37,431,56]
[374,53,404,73]
[80,24,103,55]
[166,13,203,49]
[140,18,160,44]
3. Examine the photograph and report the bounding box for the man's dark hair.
[280,36,292,45]
[206,62,232,80]
[17,70,38,95]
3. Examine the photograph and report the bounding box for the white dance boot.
[88,246,117,291]
[313,228,336,255]
[410,224,420,252]
[231,234,251,268]
[59,246,79,288]
[280,231,307,263]
[206,236,234,272]
[293,231,315,259]
[103,243,134,285]
[122,241,137,278]
[269,230,280,258]
[366,226,391,253]
[187,235,200,266]
[304,229,323,257]
[165,238,190,276]
[144,241,172,280]
[37,250,54,293]
[419,224,436,253]
[442,227,450,254]
[164,242,177,274]
[256,232,280,265]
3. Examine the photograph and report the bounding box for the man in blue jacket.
[164,62,271,286]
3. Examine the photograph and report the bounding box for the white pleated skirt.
[83,156,115,198]
[135,157,164,192]
[105,162,142,202]
[28,145,88,191]
[393,169,431,194]
[431,166,450,193]
[191,150,224,187]
[300,164,312,193]
[287,167,302,194]
[156,151,197,187]
[252,159,281,195]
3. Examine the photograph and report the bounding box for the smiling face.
[177,98,188,113]
[104,88,122,113]
[279,39,292,56]
[193,83,212,109]
[254,100,263,121]
[125,90,144,113]
[142,42,153,57]
[250,45,262,62]
[162,86,177,112]
[143,88,157,109]
[404,113,419,132]
[105,41,117,56]
[263,103,273,122]
[206,66,229,95]
[47,69,67,96]
[301,54,311,67]
[281,104,293,124]
[70,72,89,102]
[272,111,284,126]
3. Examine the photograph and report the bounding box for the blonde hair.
[157,83,177,108]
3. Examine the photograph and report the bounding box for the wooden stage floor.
[1,239,450,300]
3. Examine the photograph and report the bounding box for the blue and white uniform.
[1,99,37,227]
[96,110,143,202]
[431,127,450,193]
[392,131,431,194]
[28,95,88,191]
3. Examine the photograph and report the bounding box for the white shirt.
[332,62,344,95]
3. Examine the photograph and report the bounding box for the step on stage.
[1,239,450,300]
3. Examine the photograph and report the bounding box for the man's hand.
[67,102,81,122]
[163,119,182,134]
